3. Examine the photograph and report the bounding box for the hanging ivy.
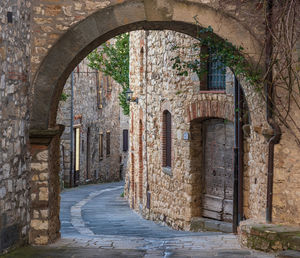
[171,17,262,91]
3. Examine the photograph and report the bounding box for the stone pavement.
[3,182,275,257]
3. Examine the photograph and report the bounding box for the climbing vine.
[171,17,262,91]
[88,33,130,115]
[172,0,300,145]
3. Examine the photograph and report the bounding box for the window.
[97,71,103,109]
[74,127,80,171]
[123,129,129,152]
[106,131,110,156]
[162,110,172,168]
[106,76,112,93]
[207,54,226,90]
[99,133,103,159]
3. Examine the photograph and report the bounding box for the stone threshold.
[239,221,300,253]
[190,217,233,233]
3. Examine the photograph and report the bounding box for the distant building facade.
[57,58,129,188]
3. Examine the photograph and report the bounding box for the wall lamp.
[125,88,138,103]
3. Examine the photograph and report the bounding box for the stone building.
[126,28,300,238]
[127,30,243,231]
[0,0,300,254]
[57,57,128,188]
[0,0,31,252]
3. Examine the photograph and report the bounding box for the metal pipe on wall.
[233,76,239,233]
[237,79,244,223]
[70,71,74,188]
[265,0,281,223]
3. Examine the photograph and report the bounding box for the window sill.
[162,167,172,176]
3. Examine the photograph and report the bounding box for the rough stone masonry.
[0,0,300,254]
[0,0,31,252]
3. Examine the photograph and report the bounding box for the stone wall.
[127,30,268,230]
[30,0,266,79]
[57,57,127,187]
[0,0,31,253]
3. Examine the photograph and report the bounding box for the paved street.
[4,182,275,257]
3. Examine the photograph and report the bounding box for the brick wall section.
[185,98,235,123]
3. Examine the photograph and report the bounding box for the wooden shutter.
[106,131,110,156]
[123,129,128,152]
[99,133,103,159]
[165,111,172,167]
[163,110,172,168]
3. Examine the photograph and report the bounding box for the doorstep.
[238,220,300,253]
[190,217,233,233]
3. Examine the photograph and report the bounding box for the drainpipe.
[233,77,239,234]
[145,30,151,213]
[70,71,74,188]
[265,0,281,223]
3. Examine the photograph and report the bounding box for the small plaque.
[183,132,189,140]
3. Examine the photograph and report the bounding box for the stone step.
[239,221,300,252]
[276,250,300,258]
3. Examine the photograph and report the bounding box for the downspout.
[70,71,74,187]
[233,77,239,234]
[145,30,151,214]
[234,76,244,233]
[238,79,244,224]
[265,0,281,223]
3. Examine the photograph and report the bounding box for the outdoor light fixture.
[125,88,138,103]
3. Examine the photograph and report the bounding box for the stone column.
[29,125,64,245]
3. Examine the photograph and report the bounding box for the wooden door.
[202,119,234,222]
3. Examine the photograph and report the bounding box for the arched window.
[162,110,172,168]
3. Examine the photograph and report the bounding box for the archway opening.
[29,1,263,245]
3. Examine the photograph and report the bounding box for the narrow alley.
[4,182,274,257]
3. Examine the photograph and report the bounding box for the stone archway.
[29,0,266,245]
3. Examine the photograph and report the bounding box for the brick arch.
[185,98,234,123]
[30,0,263,131]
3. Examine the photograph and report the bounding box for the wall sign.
[183,132,189,140]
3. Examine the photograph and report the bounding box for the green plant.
[120,192,124,197]
[171,17,262,90]
[60,92,69,101]
[172,6,300,145]
[88,33,130,115]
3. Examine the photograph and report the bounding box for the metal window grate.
[207,54,226,90]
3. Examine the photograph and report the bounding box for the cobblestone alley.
[3,182,275,258]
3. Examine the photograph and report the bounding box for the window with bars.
[207,54,226,90]
[106,131,110,156]
[123,129,129,152]
[162,110,172,168]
